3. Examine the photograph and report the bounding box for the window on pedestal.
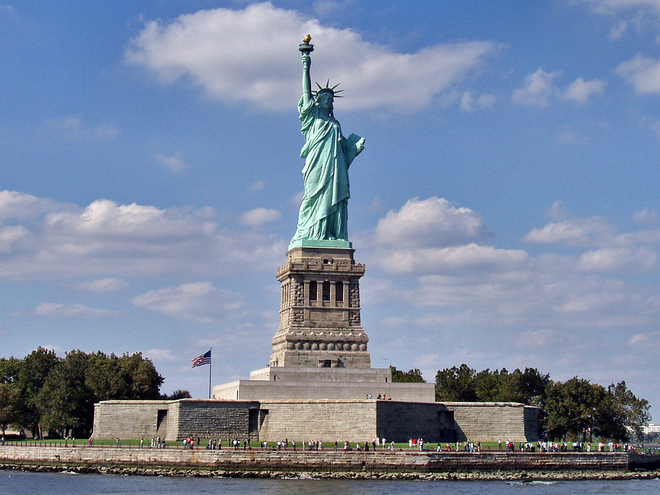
[310,281,317,301]
[322,281,330,301]
[336,282,343,302]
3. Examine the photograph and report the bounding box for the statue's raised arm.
[300,34,313,107]
[290,36,365,249]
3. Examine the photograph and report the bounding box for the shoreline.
[1,446,659,481]
[2,463,658,481]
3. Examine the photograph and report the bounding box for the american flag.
[192,349,211,368]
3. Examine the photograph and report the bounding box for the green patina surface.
[290,37,365,251]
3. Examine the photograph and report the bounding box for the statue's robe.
[292,96,360,242]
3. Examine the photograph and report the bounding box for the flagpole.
[208,347,212,399]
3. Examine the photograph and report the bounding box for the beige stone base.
[212,366,436,403]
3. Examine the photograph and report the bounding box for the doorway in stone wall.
[157,409,168,437]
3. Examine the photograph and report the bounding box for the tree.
[435,364,478,402]
[0,383,19,435]
[85,351,129,400]
[0,357,21,435]
[163,389,193,400]
[598,381,650,441]
[543,377,651,442]
[118,353,163,399]
[390,366,426,383]
[36,350,95,437]
[1,349,166,438]
[544,377,605,441]
[517,367,550,406]
[14,347,60,437]
[0,357,22,384]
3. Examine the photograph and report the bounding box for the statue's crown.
[313,80,343,99]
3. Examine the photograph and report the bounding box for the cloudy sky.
[2,1,660,416]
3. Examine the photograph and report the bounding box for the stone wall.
[213,380,435,403]
[92,401,172,441]
[0,445,644,477]
[376,401,454,443]
[92,399,539,444]
[445,402,539,442]
[260,400,377,442]
[174,400,259,441]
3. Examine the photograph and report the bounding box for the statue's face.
[317,93,333,111]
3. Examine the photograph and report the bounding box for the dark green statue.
[290,35,365,249]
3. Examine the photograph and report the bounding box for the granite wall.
[92,399,539,443]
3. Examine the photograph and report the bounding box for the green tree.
[543,377,650,442]
[545,377,607,441]
[14,347,60,437]
[598,381,650,441]
[118,353,163,399]
[517,367,550,406]
[435,364,478,401]
[36,350,95,437]
[0,357,22,384]
[163,389,193,400]
[85,351,128,400]
[2,349,166,438]
[473,368,501,401]
[0,356,22,434]
[390,366,426,383]
[0,383,19,435]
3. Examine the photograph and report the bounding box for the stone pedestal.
[212,244,436,404]
[269,246,371,368]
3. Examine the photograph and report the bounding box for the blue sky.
[2,0,660,417]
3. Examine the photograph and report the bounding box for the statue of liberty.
[290,36,365,248]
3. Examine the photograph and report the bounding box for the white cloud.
[512,68,561,107]
[0,190,284,281]
[72,278,129,293]
[616,53,660,93]
[143,348,179,363]
[238,207,282,228]
[153,152,189,173]
[32,302,121,318]
[43,115,119,140]
[582,0,660,16]
[512,69,605,107]
[0,190,63,221]
[629,330,660,347]
[366,199,660,332]
[633,207,659,223]
[250,180,265,192]
[561,77,607,103]
[125,2,497,112]
[523,216,614,247]
[378,243,528,275]
[132,282,245,323]
[375,197,493,248]
[515,329,565,349]
[578,247,657,272]
[459,91,496,111]
[0,225,29,254]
